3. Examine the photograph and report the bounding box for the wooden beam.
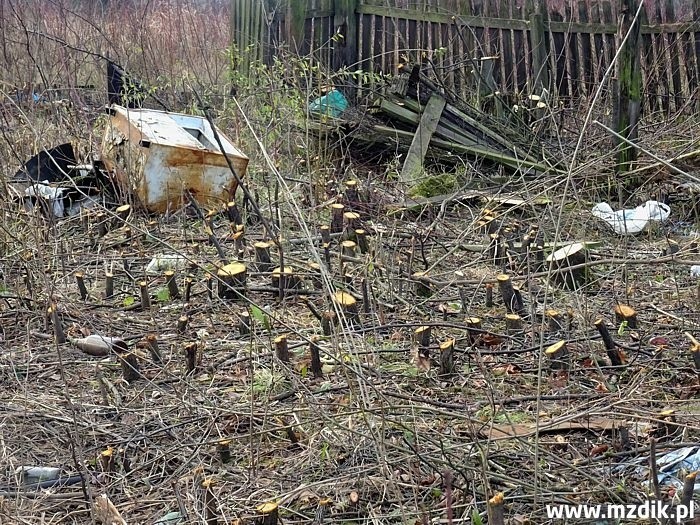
[400,93,446,184]
[614,0,642,176]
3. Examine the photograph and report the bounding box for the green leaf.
[471,510,484,525]
[123,295,135,307]
[617,320,628,336]
[156,288,170,302]
[250,305,270,332]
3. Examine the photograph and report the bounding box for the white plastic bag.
[591,200,670,235]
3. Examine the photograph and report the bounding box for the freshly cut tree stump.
[344,179,360,209]
[332,291,359,325]
[176,315,189,334]
[439,338,455,376]
[340,240,358,258]
[545,242,588,289]
[465,317,482,345]
[330,203,345,233]
[217,263,247,300]
[613,304,638,329]
[683,332,700,371]
[75,272,88,300]
[546,309,564,332]
[256,501,279,525]
[274,334,289,363]
[48,302,66,344]
[271,266,298,290]
[184,275,194,302]
[594,318,624,366]
[485,283,494,307]
[343,211,361,236]
[505,313,522,333]
[412,271,433,298]
[93,494,126,525]
[545,340,569,372]
[217,440,231,464]
[414,325,432,348]
[320,225,331,245]
[116,203,131,222]
[184,342,198,374]
[355,229,369,253]
[105,271,114,299]
[226,201,242,224]
[254,241,273,272]
[145,334,162,364]
[496,274,524,314]
[139,280,151,309]
[239,311,251,336]
[165,270,180,299]
[487,492,505,525]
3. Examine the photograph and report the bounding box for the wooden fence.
[232,0,700,113]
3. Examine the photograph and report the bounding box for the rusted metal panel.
[101,105,248,213]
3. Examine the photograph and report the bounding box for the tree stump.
[545,340,569,372]
[217,263,247,300]
[309,337,323,378]
[613,304,637,329]
[465,317,482,345]
[505,313,522,333]
[546,309,564,332]
[439,338,455,376]
[165,270,180,299]
[412,272,433,298]
[118,352,141,383]
[271,266,297,290]
[414,325,432,348]
[545,242,588,289]
[332,291,359,325]
[344,179,360,209]
[330,203,345,233]
[340,240,357,258]
[256,502,279,525]
[355,229,369,253]
[496,274,524,314]
[274,334,289,363]
[254,241,273,272]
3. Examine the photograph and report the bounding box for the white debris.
[591,200,670,235]
[24,181,65,217]
[691,265,700,278]
[145,254,189,274]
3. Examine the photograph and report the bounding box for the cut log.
[226,201,242,224]
[217,263,247,300]
[414,325,432,348]
[105,271,114,299]
[344,179,360,209]
[217,440,231,464]
[487,492,505,525]
[139,280,150,309]
[145,334,162,364]
[465,317,482,345]
[343,211,361,234]
[613,304,637,329]
[545,242,588,289]
[176,315,189,334]
[355,229,369,253]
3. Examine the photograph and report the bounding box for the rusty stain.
[101,105,248,213]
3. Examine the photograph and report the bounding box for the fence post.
[528,1,549,95]
[613,0,642,176]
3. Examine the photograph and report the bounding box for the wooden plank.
[614,0,642,174]
[529,3,549,93]
[400,93,447,183]
[332,0,359,71]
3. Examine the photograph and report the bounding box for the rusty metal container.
[101,105,248,213]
